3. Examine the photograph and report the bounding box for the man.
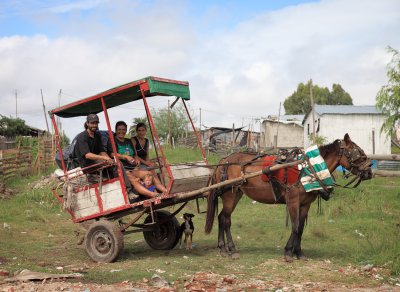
[74,114,113,172]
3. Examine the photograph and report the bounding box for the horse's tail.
[205,169,219,234]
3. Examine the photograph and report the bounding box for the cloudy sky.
[0,0,399,139]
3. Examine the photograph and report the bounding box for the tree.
[376,46,400,137]
[283,81,353,115]
[0,115,30,137]
[129,104,191,143]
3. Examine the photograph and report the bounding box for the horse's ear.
[344,133,352,145]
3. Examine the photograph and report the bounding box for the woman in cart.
[131,122,154,169]
[114,121,166,198]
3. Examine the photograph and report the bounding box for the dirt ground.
[1,260,399,291]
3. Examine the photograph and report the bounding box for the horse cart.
[49,77,371,262]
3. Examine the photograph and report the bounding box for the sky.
[0,0,399,139]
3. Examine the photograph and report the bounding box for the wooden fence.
[0,147,33,181]
[0,137,55,182]
[368,154,400,177]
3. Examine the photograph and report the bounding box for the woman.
[114,121,139,168]
[114,121,166,198]
[131,122,153,168]
[131,122,167,193]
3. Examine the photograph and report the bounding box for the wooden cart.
[50,77,217,262]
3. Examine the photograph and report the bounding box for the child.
[142,173,157,193]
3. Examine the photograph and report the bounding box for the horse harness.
[335,140,372,188]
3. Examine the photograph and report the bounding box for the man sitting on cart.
[74,114,114,179]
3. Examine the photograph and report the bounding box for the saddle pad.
[260,155,299,185]
[299,145,334,192]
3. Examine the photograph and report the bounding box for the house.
[303,105,390,155]
[260,115,304,149]
[200,127,260,150]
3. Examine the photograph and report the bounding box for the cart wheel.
[85,220,124,263]
[143,210,180,250]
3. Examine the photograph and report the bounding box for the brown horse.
[205,134,372,262]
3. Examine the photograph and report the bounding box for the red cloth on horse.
[261,156,299,185]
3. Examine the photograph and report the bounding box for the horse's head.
[338,133,372,181]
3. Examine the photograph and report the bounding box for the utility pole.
[15,90,18,118]
[168,99,171,145]
[310,79,316,144]
[41,89,50,132]
[275,102,281,149]
[57,89,62,133]
[199,108,202,132]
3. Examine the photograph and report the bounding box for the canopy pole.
[100,97,129,204]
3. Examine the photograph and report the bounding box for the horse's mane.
[319,139,340,157]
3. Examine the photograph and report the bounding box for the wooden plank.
[74,206,100,219]
[368,154,400,161]
[372,169,400,177]
[170,176,210,193]
[72,188,98,210]
[170,161,211,180]
[72,181,125,217]
[100,181,125,210]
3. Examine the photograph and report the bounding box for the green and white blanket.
[298,145,334,192]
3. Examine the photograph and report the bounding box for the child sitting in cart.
[141,173,160,196]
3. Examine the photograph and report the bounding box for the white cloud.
[0,0,399,139]
[49,0,109,13]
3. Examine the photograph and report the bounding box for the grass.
[392,144,400,154]
[0,149,399,288]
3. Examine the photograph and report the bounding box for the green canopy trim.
[50,76,190,118]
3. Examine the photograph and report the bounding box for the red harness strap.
[260,155,299,185]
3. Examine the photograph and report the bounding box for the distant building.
[260,115,304,149]
[303,105,390,155]
[27,125,47,137]
[200,127,260,150]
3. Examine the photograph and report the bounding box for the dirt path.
[2,259,399,291]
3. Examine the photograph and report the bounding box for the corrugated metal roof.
[314,105,382,115]
[302,104,384,125]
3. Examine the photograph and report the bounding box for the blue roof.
[314,105,382,115]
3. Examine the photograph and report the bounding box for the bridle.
[335,140,372,188]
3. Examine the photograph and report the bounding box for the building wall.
[261,121,304,149]
[303,114,391,155]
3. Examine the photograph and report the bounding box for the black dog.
[179,213,195,250]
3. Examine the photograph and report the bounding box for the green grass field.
[0,147,399,288]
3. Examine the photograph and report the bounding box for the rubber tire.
[143,210,180,250]
[85,220,124,263]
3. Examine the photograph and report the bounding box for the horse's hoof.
[231,252,240,260]
[296,252,307,260]
[219,250,229,257]
[284,255,294,262]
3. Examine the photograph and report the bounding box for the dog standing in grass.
[180,213,195,250]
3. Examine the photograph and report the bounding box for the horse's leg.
[293,203,312,260]
[284,191,300,262]
[218,188,243,258]
[217,211,229,256]
[224,188,243,259]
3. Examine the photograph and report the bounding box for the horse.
[205,133,372,262]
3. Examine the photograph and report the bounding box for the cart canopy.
[50,76,190,118]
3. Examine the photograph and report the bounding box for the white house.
[260,115,304,149]
[303,105,390,155]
